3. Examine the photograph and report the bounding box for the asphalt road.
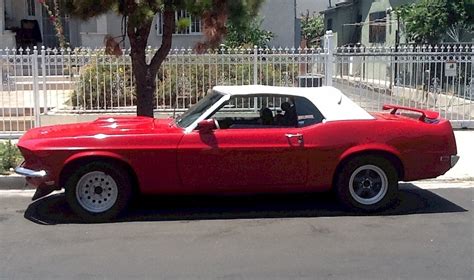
[1,181,473,280]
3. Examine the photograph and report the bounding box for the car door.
[176,126,308,192]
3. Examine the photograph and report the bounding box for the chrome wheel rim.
[349,165,388,205]
[75,171,118,213]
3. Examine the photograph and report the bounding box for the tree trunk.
[133,63,156,117]
[127,1,175,117]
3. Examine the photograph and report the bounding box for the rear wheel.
[65,161,132,222]
[336,156,398,211]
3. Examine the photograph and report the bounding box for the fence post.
[253,45,258,85]
[253,45,259,112]
[324,31,335,87]
[32,47,41,127]
[40,46,48,115]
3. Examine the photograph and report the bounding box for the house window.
[369,11,386,43]
[327,18,333,31]
[156,10,202,35]
[26,0,35,16]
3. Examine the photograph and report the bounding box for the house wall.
[77,0,298,49]
[358,0,413,81]
[2,0,42,49]
[259,0,297,47]
[0,0,15,48]
[359,0,413,47]
[322,0,416,81]
[0,0,300,49]
[296,0,328,16]
[323,4,360,47]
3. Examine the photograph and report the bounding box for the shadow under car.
[24,183,467,225]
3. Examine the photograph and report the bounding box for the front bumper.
[14,166,47,177]
[15,165,57,200]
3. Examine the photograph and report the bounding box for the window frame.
[326,18,333,31]
[368,11,387,44]
[204,94,325,130]
[26,0,36,17]
[156,10,202,36]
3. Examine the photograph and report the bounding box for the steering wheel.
[213,118,220,129]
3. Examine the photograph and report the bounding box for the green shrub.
[156,56,299,108]
[70,58,135,110]
[70,54,299,110]
[0,141,22,175]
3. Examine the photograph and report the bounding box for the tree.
[222,17,273,48]
[300,11,324,48]
[63,0,265,117]
[39,0,69,48]
[396,0,472,44]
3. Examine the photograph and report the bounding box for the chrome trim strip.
[451,155,460,168]
[14,166,47,177]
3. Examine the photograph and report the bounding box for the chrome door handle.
[285,133,303,144]
[285,133,302,138]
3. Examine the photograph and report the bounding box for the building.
[0,0,324,50]
[321,0,474,48]
[321,0,416,48]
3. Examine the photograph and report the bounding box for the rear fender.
[339,144,402,162]
[337,144,404,180]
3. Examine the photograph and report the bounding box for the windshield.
[176,90,224,128]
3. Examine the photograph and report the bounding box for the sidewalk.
[0,130,472,190]
[436,130,474,181]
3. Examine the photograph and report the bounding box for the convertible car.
[16,85,459,221]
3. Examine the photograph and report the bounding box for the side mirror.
[197,119,216,133]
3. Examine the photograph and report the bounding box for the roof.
[212,85,375,122]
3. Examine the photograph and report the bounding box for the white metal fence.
[334,44,474,129]
[1,34,473,136]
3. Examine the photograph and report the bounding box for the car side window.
[208,94,297,129]
[294,96,325,127]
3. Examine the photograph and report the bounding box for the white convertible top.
[212,85,375,122]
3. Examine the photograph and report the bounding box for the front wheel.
[65,161,132,222]
[336,156,398,212]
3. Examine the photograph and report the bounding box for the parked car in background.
[15,85,459,222]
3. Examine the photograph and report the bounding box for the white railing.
[0,36,473,136]
[334,44,474,128]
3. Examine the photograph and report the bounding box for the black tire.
[65,161,132,222]
[336,155,398,212]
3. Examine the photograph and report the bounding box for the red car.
[16,85,459,221]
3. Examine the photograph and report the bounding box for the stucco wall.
[323,5,360,47]
[259,0,297,47]
[296,0,328,16]
[77,0,297,49]
[359,0,413,47]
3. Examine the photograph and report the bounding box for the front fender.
[63,150,131,167]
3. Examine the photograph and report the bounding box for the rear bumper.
[404,153,460,181]
[440,155,460,168]
[450,155,460,168]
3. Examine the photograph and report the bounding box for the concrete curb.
[0,175,31,190]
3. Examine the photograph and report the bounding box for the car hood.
[20,116,179,141]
